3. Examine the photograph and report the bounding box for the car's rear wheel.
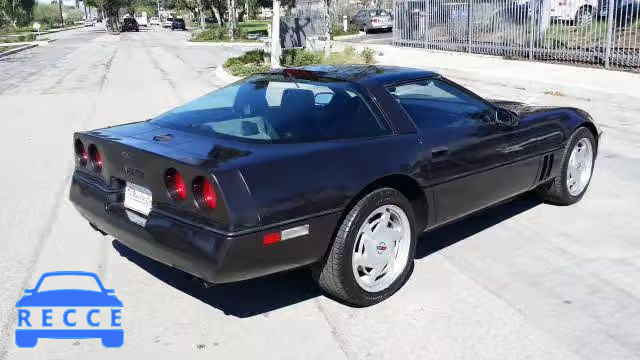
[575,6,594,26]
[535,127,596,205]
[314,188,417,306]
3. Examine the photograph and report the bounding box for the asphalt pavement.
[1,26,640,360]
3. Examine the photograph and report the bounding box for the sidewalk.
[334,42,640,102]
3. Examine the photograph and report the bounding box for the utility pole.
[271,0,281,68]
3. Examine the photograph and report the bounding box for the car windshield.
[151,74,389,143]
[37,275,102,292]
[369,10,389,16]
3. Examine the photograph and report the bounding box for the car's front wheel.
[536,127,596,205]
[314,188,417,306]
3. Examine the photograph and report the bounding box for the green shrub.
[330,24,359,38]
[227,63,270,77]
[239,49,264,63]
[281,49,323,66]
[64,8,85,24]
[224,49,265,68]
[360,47,375,64]
[33,4,63,27]
[191,26,228,41]
[223,57,244,68]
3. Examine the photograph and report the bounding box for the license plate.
[124,182,153,216]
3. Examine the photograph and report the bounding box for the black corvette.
[70,65,600,306]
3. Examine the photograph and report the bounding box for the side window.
[387,79,494,132]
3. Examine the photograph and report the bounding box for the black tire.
[535,127,596,205]
[314,188,417,306]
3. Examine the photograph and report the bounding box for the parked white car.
[149,17,160,26]
[162,17,173,28]
[516,0,598,25]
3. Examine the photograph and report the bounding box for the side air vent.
[539,154,555,181]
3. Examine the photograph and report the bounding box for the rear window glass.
[151,74,390,143]
[369,10,390,16]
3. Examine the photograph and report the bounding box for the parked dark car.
[171,18,186,30]
[122,17,139,32]
[69,66,600,306]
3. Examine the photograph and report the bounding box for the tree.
[57,0,64,26]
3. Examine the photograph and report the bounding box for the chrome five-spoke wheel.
[352,205,412,292]
[567,138,593,196]
[314,188,417,306]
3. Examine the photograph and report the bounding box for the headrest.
[281,88,315,112]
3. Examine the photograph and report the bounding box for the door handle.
[431,146,449,161]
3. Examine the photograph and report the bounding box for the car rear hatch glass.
[149,73,390,143]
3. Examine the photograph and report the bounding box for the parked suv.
[171,18,186,30]
[353,9,393,33]
[122,17,139,32]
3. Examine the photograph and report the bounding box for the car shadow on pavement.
[112,193,541,317]
[414,193,542,258]
[112,240,321,318]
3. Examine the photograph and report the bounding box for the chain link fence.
[393,0,640,69]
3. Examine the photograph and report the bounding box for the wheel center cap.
[376,242,387,254]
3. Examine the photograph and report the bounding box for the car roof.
[283,65,439,86]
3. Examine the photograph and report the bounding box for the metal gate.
[392,0,640,69]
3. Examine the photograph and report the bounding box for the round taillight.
[165,168,186,201]
[193,176,217,209]
[74,139,88,167]
[88,144,102,172]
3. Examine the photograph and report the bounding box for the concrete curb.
[37,25,84,35]
[188,41,262,47]
[333,32,366,41]
[215,65,242,84]
[0,44,37,58]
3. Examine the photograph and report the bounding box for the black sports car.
[70,66,600,306]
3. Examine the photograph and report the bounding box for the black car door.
[388,79,538,226]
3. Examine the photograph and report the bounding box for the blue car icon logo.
[15,271,123,348]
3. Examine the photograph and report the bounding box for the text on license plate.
[124,183,153,216]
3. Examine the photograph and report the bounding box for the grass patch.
[239,21,269,36]
[0,33,36,43]
[0,45,22,53]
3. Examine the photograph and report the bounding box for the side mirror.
[24,289,34,294]
[496,108,518,126]
[105,289,115,294]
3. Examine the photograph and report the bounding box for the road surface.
[1,27,640,360]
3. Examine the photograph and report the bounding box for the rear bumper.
[69,173,339,284]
